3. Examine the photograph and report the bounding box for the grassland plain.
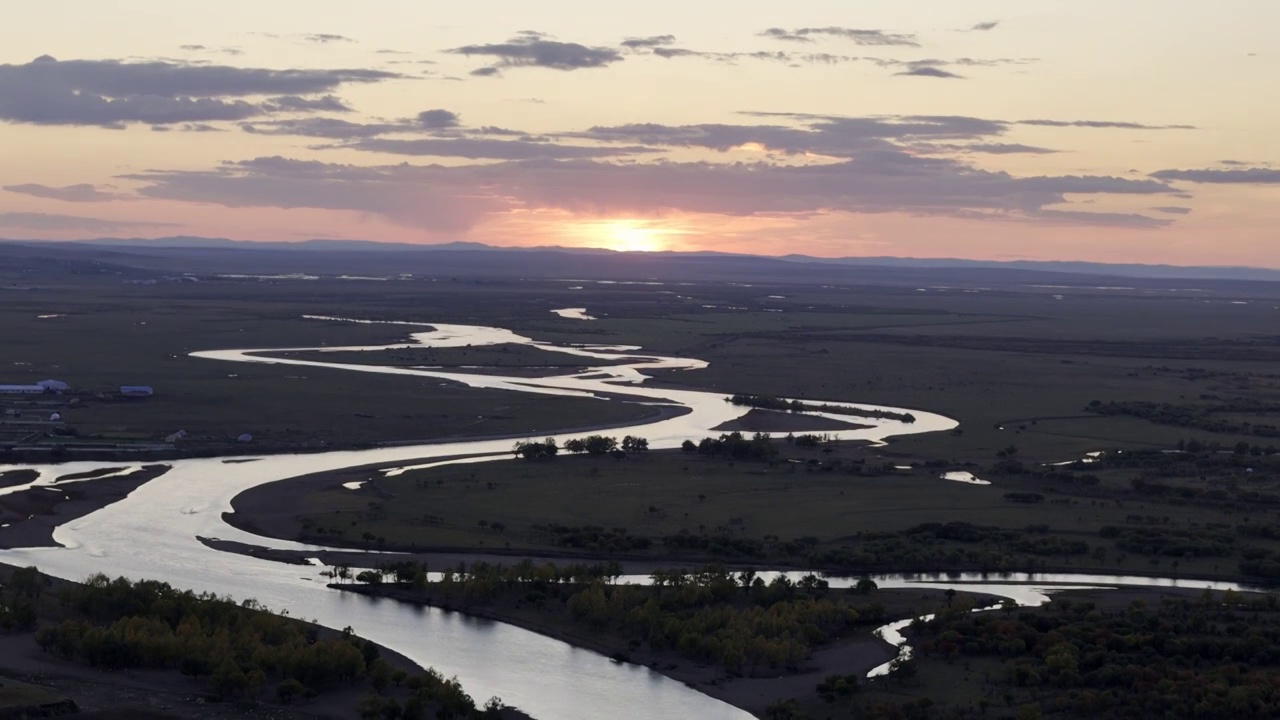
[11,253,1280,718]
[6,268,1279,463]
[240,437,1280,580]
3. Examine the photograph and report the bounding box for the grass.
[288,444,1280,579]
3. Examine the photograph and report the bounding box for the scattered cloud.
[0,56,399,126]
[304,33,354,44]
[1150,167,1280,183]
[0,211,175,232]
[125,138,1175,235]
[648,47,860,65]
[3,183,124,202]
[636,46,1031,74]
[968,21,1000,31]
[179,44,207,51]
[1152,206,1193,214]
[896,66,964,79]
[240,117,405,139]
[1030,209,1172,228]
[1020,119,1196,130]
[449,34,624,72]
[570,116,1012,156]
[931,143,1059,155]
[152,123,225,132]
[759,27,919,47]
[621,35,677,49]
[266,95,352,112]
[417,109,460,129]
[340,137,662,160]
[471,67,501,77]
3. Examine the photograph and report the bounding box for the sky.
[1,0,1277,265]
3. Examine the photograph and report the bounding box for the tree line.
[513,434,649,460]
[907,591,1280,719]
[729,394,916,423]
[351,561,886,676]
[23,572,504,719]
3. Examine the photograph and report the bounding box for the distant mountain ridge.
[4,236,1279,282]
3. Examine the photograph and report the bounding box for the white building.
[37,379,70,393]
[0,385,46,395]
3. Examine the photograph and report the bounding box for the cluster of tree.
[1003,493,1045,504]
[563,435,649,454]
[512,437,559,459]
[911,591,1280,719]
[29,573,500,718]
[1087,399,1280,439]
[0,565,42,632]
[534,524,654,553]
[1099,524,1234,558]
[1177,438,1280,456]
[680,432,780,461]
[354,670,502,720]
[361,562,885,675]
[1239,547,1280,579]
[571,569,886,674]
[728,394,916,423]
[512,434,649,460]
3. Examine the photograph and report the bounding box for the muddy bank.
[0,465,170,549]
[200,537,756,578]
[711,409,873,434]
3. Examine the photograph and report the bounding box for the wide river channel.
[0,317,1259,719]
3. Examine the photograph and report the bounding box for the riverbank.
[710,409,872,433]
[331,581,987,718]
[0,400,690,465]
[0,562,519,720]
[0,465,170,549]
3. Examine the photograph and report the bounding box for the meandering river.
[0,318,1258,719]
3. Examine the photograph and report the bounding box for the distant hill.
[4,236,1280,283]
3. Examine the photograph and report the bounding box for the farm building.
[119,385,154,398]
[0,385,46,395]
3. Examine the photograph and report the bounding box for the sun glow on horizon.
[563,218,686,253]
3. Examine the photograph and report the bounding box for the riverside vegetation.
[1,567,513,719]
[864,589,1280,720]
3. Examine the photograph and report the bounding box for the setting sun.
[606,221,667,252]
[558,218,685,253]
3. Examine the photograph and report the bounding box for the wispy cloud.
[1151,167,1280,183]
[339,137,662,160]
[304,33,354,44]
[1020,119,1196,130]
[759,27,920,47]
[621,35,677,49]
[0,212,176,232]
[449,34,624,72]
[266,95,352,112]
[0,56,398,126]
[896,66,964,79]
[4,183,125,202]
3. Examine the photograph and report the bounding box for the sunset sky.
[1,0,1277,265]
